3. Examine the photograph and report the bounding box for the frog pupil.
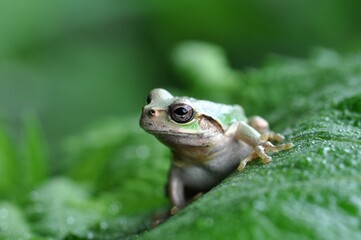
[170,104,194,123]
[175,107,188,115]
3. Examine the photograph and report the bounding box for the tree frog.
[140,88,292,211]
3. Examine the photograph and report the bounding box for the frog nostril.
[148,109,156,116]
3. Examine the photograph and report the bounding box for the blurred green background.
[1,0,361,147]
[1,0,361,239]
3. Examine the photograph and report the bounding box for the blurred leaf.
[232,48,361,128]
[22,116,49,190]
[0,122,19,198]
[64,117,140,182]
[0,202,35,239]
[172,41,239,94]
[63,117,170,215]
[27,178,106,239]
[64,214,151,240]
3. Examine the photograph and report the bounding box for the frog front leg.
[168,165,186,213]
[234,121,292,171]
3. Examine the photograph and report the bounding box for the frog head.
[139,88,226,148]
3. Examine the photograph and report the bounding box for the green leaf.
[27,178,106,239]
[0,122,19,198]
[22,116,49,190]
[63,118,137,182]
[0,202,35,239]
[65,214,152,240]
[172,41,239,91]
[63,117,170,215]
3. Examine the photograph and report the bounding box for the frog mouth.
[143,128,201,137]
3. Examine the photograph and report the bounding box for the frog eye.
[169,103,194,123]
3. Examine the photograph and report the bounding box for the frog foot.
[237,153,256,171]
[260,132,285,142]
[237,141,293,171]
[255,141,293,162]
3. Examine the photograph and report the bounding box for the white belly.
[179,141,252,191]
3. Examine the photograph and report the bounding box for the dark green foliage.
[0,117,49,201]
[22,117,49,191]
[0,123,18,199]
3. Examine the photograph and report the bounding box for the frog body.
[140,88,292,209]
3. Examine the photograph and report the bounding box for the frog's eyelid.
[172,98,193,106]
[168,102,197,113]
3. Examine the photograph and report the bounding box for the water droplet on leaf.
[100,221,109,230]
[87,232,95,239]
[66,216,75,225]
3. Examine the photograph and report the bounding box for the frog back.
[190,99,247,130]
